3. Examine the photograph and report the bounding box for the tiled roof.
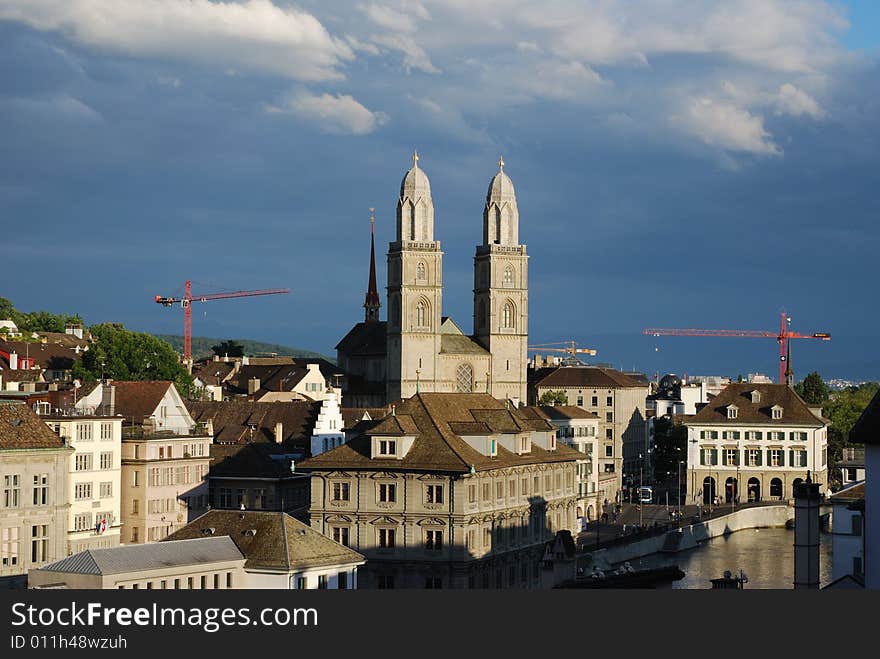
[112,381,173,424]
[439,334,490,355]
[850,389,880,445]
[37,537,243,575]
[828,481,864,503]
[164,510,364,571]
[0,401,68,450]
[187,400,319,445]
[0,368,44,382]
[0,340,79,370]
[298,393,580,474]
[686,383,826,426]
[191,361,237,386]
[340,407,390,429]
[531,366,646,389]
[520,405,599,421]
[335,321,387,356]
[208,442,305,479]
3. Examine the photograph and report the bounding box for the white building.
[828,481,864,585]
[684,383,828,505]
[310,387,345,457]
[849,389,880,589]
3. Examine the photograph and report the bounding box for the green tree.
[211,340,244,358]
[822,382,880,489]
[538,390,569,406]
[795,371,829,405]
[651,416,687,481]
[72,323,194,398]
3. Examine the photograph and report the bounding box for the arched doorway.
[770,478,783,499]
[725,477,738,503]
[747,477,760,502]
[702,477,716,505]
[586,505,594,521]
[792,478,803,498]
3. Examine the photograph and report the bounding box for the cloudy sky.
[2,1,878,380]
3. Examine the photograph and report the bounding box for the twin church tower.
[336,153,529,406]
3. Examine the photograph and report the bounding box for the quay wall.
[590,505,794,567]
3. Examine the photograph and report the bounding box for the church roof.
[487,159,516,205]
[335,321,387,356]
[297,393,578,474]
[400,151,431,200]
[440,333,490,355]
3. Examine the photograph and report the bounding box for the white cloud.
[409,95,489,144]
[266,91,387,135]
[0,0,353,81]
[674,97,780,156]
[775,83,825,119]
[371,33,439,73]
[358,3,418,33]
[0,94,103,122]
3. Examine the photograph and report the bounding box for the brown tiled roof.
[187,400,319,446]
[335,321,387,356]
[33,332,92,351]
[164,510,364,571]
[0,401,69,450]
[0,340,79,371]
[520,405,599,421]
[828,482,864,502]
[439,334,490,355]
[0,368,44,383]
[850,390,880,445]
[686,383,826,426]
[112,381,173,424]
[340,407,390,429]
[208,442,305,479]
[298,393,579,474]
[191,361,237,386]
[531,366,645,389]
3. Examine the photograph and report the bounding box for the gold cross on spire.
[369,207,375,233]
[498,155,505,171]
[413,150,419,168]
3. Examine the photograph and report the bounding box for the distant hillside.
[155,335,333,362]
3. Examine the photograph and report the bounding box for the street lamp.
[638,453,643,528]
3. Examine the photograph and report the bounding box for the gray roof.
[36,537,243,575]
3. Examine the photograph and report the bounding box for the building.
[527,365,649,505]
[849,388,880,589]
[111,381,211,544]
[520,405,599,523]
[28,537,246,589]
[646,374,708,417]
[0,340,81,383]
[337,154,530,407]
[0,401,73,588]
[684,383,829,506]
[165,510,365,589]
[837,447,866,488]
[827,481,864,586]
[298,392,581,589]
[192,356,343,403]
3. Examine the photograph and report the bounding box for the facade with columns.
[337,154,529,406]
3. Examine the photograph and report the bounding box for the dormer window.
[378,439,397,457]
[750,390,761,404]
[489,438,497,456]
[520,436,530,454]
[771,406,783,420]
[727,405,738,420]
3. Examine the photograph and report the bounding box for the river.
[622,527,833,589]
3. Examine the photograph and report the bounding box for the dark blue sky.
[2,1,878,381]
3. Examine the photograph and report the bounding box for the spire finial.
[498,155,505,172]
[413,150,419,168]
[369,207,375,234]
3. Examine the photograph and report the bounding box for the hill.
[155,335,333,362]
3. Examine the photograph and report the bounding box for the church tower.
[473,157,529,403]
[386,152,443,401]
[364,208,381,323]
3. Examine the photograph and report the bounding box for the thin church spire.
[364,208,381,323]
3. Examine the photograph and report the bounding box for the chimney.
[274,422,283,444]
[22,382,36,392]
[9,351,18,370]
[48,382,58,391]
[205,418,214,438]
[65,324,83,339]
[248,378,260,396]
[213,354,219,362]
[793,471,822,589]
[101,383,116,416]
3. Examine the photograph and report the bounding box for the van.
[638,486,653,503]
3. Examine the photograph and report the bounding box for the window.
[769,449,784,467]
[73,513,92,532]
[503,266,514,287]
[455,363,474,393]
[75,454,93,471]
[338,571,348,590]
[187,577,194,590]
[379,483,397,503]
[468,484,476,503]
[577,396,583,406]
[99,452,113,470]
[789,432,808,441]
[502,301,515,329]
[605,444,613,457]
[482,483,490,502]
[32,474,48,506]
[605,428,613,440]
[606,396,613,406]
[769,431,785,441]
[76,423,93,441]
[31,524,48,563]
[332,526,350,546]
[591,396,598,406]
[483,526,492,550]
[605,412,613,422]
[226,572,233,588]
[746,431,763,440]
[723,449,738,466]
[416,300,428,328]
[131,470,139,487]
[489,438,497,455]
[377,576,394,589]
[847,468,857,482]
[521,478,528,496]
[425,529,443,551]
[74,482,93,500]
[378,440,397,457]
[316,575,327,589]
[1,527,19,566]
[533,476,540,495]
[496,482,503,499]
[508,479,516,497]
[790,450,807,468]
[426,484,444,504]
[747,449,762,466]
[544,475,551,491]
[416,262,426,280]
[700,448,718,466]
[727,407,738,419]
[218,488,232,508]
[378,528,396,548]
[100,423,113,440]
[772,407,783,420]
[332,482,351,502]
[131,499,139,514]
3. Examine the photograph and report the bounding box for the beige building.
[28,536,246,589]
[528,366,648,505]
[685,383,829,505]
[299,392,580,589]
[0,402,73,588]
[337,154,530,407]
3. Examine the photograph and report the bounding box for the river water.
[623,527,833,589]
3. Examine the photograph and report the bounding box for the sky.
[1,1,879,382]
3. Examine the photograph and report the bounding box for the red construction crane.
[155,280,289,361]
[644,311,830,384]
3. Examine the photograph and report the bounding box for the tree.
[651,416,687,482]
[538,390,568,406]
[795,371,829,405]
[822,382,880,489]
[72,323,194,398]
[211,340,244,358]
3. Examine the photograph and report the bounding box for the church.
[336,153,529,407]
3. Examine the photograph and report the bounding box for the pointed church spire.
[364,208,381,323]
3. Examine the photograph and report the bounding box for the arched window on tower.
[456,364,474,393]
[417,262,426,281]
[503,266,514,287]
[409,202,416,241]
[494,207,502,244]
[416,300,428,328]
[502,301,515,330]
